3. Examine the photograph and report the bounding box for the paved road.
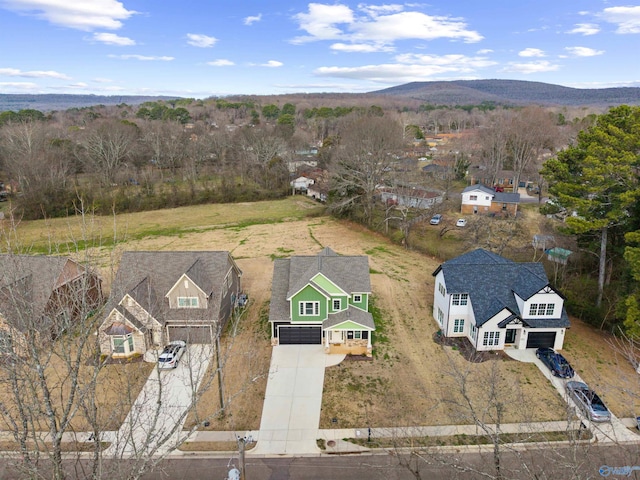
[105,345,213,458]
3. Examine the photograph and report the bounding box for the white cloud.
[68,82,88,88]
[108,54,174,61]
[0,0,136,31]
[600,6,640,34]
[0,81,39,90]
[244,13,262,25]
[261,60,283,67]
[92,77,113,83]
[477,49,493,54]
[314,53,496,83]
[502,60,560,74]
[0,67,70,79]
[292,3,482,49]
[93,32,135,45]
[518,48,545,57]
[330,42,393,52]
[207,59,234,66]
[566,23,600,35]
[564,46,604,57]
[186,33,217,48]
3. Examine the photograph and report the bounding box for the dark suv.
[536,347,575,378]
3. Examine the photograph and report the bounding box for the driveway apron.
[105,345,213,458]
[505,348,638,443]
[251,345,342,455]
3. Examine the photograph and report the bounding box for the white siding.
[475,309,512,351]
[522,290,563,320]
[461,189,493,208]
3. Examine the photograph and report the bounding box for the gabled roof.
[105,251,240,324]
[434,249,569,328]
[286,247,370,299]
[462,184,520,204]
[0,255,90,331]
[323,306,375,330]
[270,248,371,323]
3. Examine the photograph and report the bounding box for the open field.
[4,197,639,434]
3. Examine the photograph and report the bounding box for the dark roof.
[0,255,87,331]
[434,249,570,328]
[463,184,520,204]
[106,251,240,324]
[269,258,291,322]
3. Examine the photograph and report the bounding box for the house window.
[299,301,319,316]
[347,331,354,340]
[353,294,362,303]
[529,303,554,316]
[470,323,477,340]
[333,299,341,311]
[362,331,369,340]
[470,195,478,201]
[453,319,464,333]
[112,334,134,354]
[452,293,468,306]
[354,331,361,339]
[178,297,199,308]
[438,283,446,296]
[437,307,444,325]
[482,331,500,347]
[502,203,507,211]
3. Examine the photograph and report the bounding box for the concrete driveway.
[105,344,213,458]
[506,348,638,443]
[250,345,344,455]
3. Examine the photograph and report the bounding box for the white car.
[429,214,442,225]
[456,218,467,227]
[158,340,186,369]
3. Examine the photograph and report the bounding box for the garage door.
[167,325,213,344]
[526,331,556,349]
[279,326,322,345]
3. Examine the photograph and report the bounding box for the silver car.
[566,381,611,422]
[158,340,186,369]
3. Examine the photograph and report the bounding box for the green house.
[269,247,374,356]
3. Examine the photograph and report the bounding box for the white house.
[432,249,569,352]
[461,184,520,216]
[291,176,315,192]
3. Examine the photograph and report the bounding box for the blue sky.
[1,1,639,98]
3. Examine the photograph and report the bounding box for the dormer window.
[177,297,199,308]
[452,293,468,306]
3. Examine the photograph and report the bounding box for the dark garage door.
[526,331,556,349]
[167,325,213,344]
[279,326,322,345]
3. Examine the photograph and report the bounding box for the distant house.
[98,251,242,358]
[291,176,315,193]
[379,186,444,209]
[269,247,374,356]
[461,184,520,216]
[432,249,570,352]
[0,255,103,356]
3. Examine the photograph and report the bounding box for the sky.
[1,1,639,98]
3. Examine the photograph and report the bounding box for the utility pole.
[238,437,246,480]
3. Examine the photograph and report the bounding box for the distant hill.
[371,79,640,106]
[0,94,179,112]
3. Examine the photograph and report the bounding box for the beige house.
[98,251,242,358]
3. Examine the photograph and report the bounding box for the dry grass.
[4,197,638,438]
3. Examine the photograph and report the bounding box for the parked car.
[430,214,442,225]
[456,218,467,227]
[158,340,186,369]
[536,347,575,378]
[566,381,611,422]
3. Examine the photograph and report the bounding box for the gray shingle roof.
[269,248,372,328]
[462,184,520,204]
[323,306,375,329]
[434,249,570,328]
[106,251,240,325]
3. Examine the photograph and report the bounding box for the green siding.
[311,273,344,295]
[349,293,368,310]
[329,295,349,313]
[291,284,327,322]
